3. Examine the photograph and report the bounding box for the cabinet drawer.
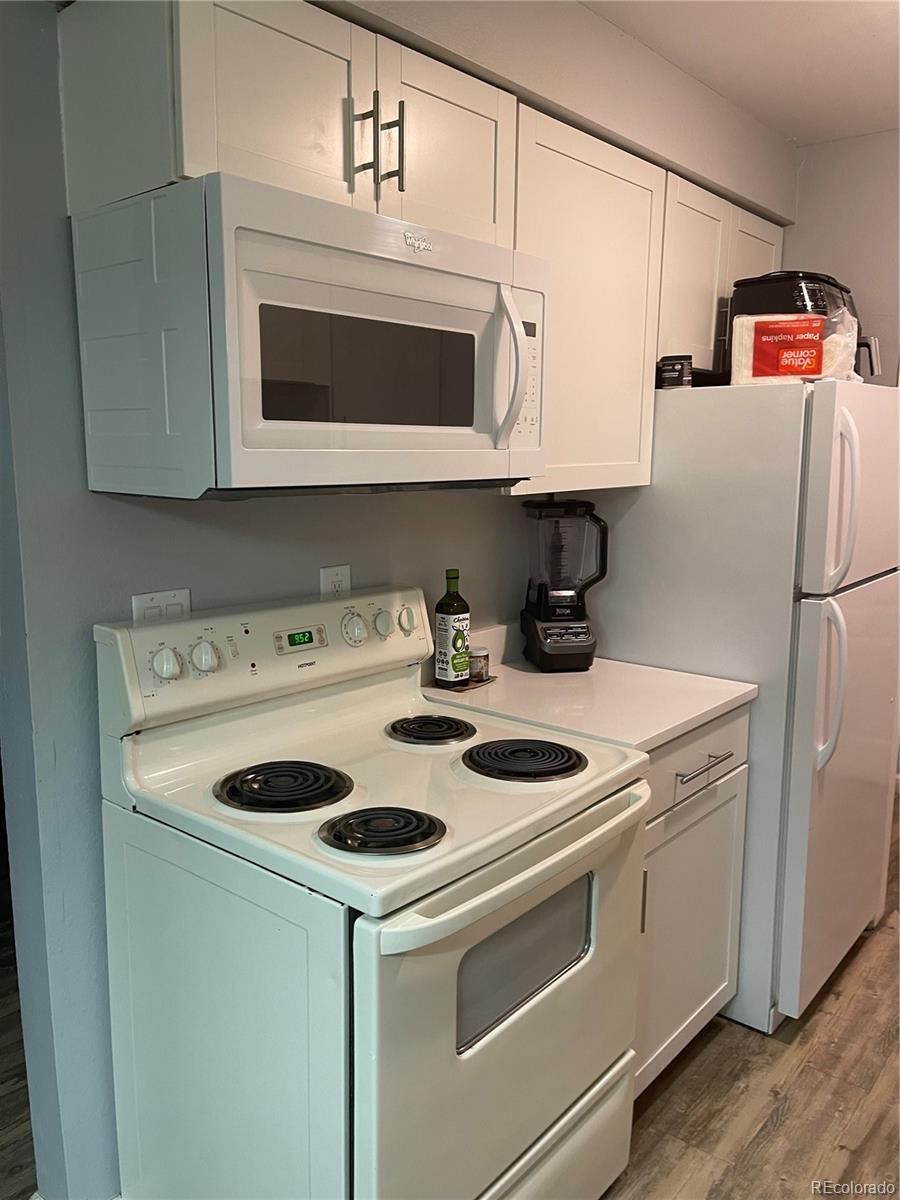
[645,707,749,822]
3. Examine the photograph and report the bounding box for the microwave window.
[259,304,476,427]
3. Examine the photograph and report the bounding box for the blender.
[520,499,608,672]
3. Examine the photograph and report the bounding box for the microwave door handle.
[378,785,650,956]
[495,284,528,450]
[826,407,862,592]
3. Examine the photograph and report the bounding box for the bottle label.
[435,612,470,682]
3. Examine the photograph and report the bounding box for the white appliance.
[72,174,546,498]
[96,587,649,1200]
[592,379,899,1032]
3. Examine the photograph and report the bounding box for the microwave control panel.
[510,285,543,449]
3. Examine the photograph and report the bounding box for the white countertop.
[424,643,757,753]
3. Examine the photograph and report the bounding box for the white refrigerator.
[592,380,899,1032]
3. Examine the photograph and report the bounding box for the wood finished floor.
[0,804,894,1200]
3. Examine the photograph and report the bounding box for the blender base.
[521,611,597,672]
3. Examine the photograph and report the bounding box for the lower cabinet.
[634,765,748,1094]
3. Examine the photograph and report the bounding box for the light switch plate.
[320,564,351,600]
[132,588,192,625]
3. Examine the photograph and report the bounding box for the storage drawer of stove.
[645,707,749,822]
[479,1050,635,1200]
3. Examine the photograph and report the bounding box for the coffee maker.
[521,499,608,672]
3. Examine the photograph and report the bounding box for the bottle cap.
[445,568,460,578]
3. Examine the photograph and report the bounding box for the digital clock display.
[287,630,314,647]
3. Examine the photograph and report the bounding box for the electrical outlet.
[132,588,192,625]
[320,564,351,600]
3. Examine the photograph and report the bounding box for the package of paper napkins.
[731,308,859,385]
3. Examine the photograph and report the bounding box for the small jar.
[468,646,490,684]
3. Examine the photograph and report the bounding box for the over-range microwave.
[71,174,547,498]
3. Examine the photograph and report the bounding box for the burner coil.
[387,715,477,745]
[319,807,446,854]
[462,740,588,782]
[214,761,354,813]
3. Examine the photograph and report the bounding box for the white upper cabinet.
[61,1,376,212]
[657,174,784,370]
[374,41,515,246]
[657,177,731,370]
[514,108,665,492]
[726,205,785,286]
[196,2,377,209]
[60,1,515,245]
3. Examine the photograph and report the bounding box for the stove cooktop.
[124,691,645,915]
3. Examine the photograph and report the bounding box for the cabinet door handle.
[676,750,733,787]
[640,868,648,934]
[380,99,406,192]
[353,89,382,185]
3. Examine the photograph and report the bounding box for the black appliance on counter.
[521,498,608,672]
[727,270,881,377]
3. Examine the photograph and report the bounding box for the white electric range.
[97,587,649,1200]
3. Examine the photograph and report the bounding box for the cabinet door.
[657,176,731,370]
[181,1,377,209]
[725,205,784,290]
[375,39,515,246]
[634,766,747,1094]
[514,108,665,492]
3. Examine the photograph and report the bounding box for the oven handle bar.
[495,284,528,450]
[378,783,650,956]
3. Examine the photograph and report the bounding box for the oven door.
[209,176,543,489]
[352,782,649,1200]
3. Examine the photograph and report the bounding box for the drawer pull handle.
[640,868,648,934]
[676,750,734,787]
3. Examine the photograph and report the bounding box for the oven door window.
[456,874,592,1053]
[259,304,477,428]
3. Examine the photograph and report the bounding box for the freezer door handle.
[378,784,650,955]
[826,408,862,592]
[816,597,848,770]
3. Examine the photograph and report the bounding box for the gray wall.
[334,0,798,220]
[785,129,900,385]
[0,6,528,1197]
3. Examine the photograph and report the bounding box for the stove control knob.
[374,609,394,639]
[150,647,182,681]
[341,612,369,647]
[398,605,417,634]
[191,640,219,673]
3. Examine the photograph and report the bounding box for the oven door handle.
[378,783,649,956]
[495,284,528,450]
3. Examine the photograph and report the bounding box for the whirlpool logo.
[404,231,434,254]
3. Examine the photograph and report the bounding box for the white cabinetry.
[634,710,749,1095]
[657,175,784,369]
[657,177,731,370]
[60,1,516,246]
[727,205,785,285]
[514,108,665,492]
[375,40,515,245]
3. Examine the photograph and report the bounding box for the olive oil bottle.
[434,569,470,688]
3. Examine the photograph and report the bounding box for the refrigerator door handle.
[816,597,848,770]
[826,407,862,592]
